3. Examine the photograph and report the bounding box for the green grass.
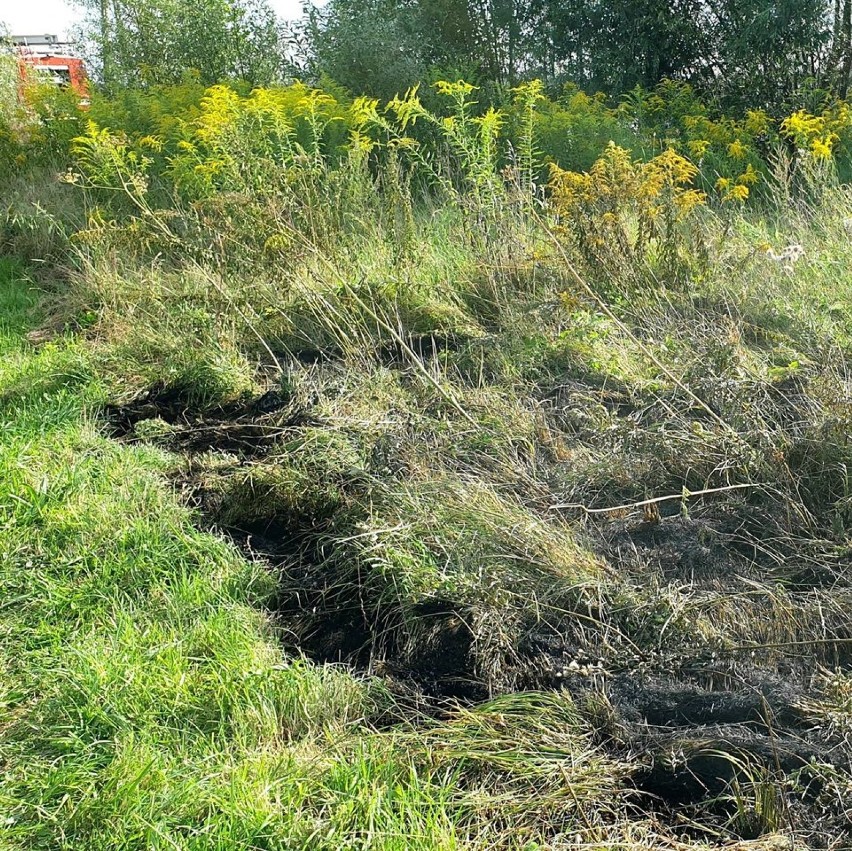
[0,260,415,849]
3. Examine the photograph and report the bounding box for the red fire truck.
[13,34,89,104]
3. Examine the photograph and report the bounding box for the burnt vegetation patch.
[101,354,852,842]
[104,382,319,456]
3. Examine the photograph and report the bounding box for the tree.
[531,0,712,93]
[300,0,845,105]
[79,0,286,90]
[303,0,549,94]
[707,0,830,107]
[299,0,428,99]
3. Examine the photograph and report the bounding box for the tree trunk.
[841,0,852,97]
[99,0,112,90]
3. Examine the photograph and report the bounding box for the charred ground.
[103,317,852,844]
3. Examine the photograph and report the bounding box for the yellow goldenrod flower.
[744,109,771,136]
[780,110,825,147]
[723,184,749,203]
[687,139,711,159]
[137,135,163,152]
[673,189,707,215]
[810,135,834,160]
[737,164,759,186]
[434,80,476,97]
[727,139,747,160]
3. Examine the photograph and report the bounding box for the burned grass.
[102,341,852,844]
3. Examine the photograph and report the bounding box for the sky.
[1,0,310,40]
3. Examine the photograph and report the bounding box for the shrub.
[548,142,708,289]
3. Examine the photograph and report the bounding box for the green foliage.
[168,83,352,198]
[709,0,831,106]
[0,45,17,126]
[87,74,208,142]
[569,0,712,93]
[78,0,285,90]
[299,0,431,101]
[49,74,852,227]
[527,84,640,173]
[302,0,849,108]
[0,55,85,179]
[0,54,87,262]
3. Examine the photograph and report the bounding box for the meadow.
[1,72,852,848]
